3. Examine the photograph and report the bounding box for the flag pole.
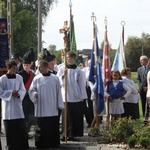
[59,21,70,143]
[121,21,125,47]
[91,13,99,128]
[104,17,110,127]
[7,0,14,54]
[121,21,126,69]
[69,0,78,64]
[69,0,72,45]
[38,0,42,59]
[104,17,109,83]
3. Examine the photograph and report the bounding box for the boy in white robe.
[0,60,29,150]
[57,51,87,141]
[29,60,64,149]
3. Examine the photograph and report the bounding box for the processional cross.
[59,21,70,143]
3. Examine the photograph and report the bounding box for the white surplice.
[28,73,64,117]
[57,65,87,102]
[0,74,26,120]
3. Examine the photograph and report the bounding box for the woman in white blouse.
[121,68,140,119]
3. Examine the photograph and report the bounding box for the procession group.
[0,48,149,150]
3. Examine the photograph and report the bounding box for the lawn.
[131,72,143,119]
[131,72,137,83]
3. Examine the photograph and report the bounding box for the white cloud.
[42,0,150,50]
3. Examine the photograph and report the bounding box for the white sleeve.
[78,70,87,100]
[28,78,37,103]
[123,83,131,99]
[56,77,64,109]
[0,77,13,101]
[17,76,26,102]
[57,65,65,86]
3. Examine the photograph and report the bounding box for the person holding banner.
[18,52,35,138]
[57,51,87,141]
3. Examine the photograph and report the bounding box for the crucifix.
[59,21,70,55]
[59,21,70,143]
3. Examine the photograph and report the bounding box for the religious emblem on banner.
[0,18,9,68]
[0,22,7,33]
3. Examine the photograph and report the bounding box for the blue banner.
[88,35,104,114]
[0,18,9,68]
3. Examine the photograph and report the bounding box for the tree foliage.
[0,0,7,17]
[125,32,150,71]
[13,9,37,56]
[1,0,58,57]
[47,44,56,54]
[45,44,62,64]
[110,49,116,65]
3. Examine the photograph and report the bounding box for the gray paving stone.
[0,116,125,150]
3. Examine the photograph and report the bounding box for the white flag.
[111,35,126,72]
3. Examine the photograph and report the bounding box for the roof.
[82,49,103,58]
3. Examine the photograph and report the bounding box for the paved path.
[0,116,126,150]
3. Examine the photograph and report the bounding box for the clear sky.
[42,0,150,50]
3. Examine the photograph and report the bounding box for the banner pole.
[59,21,70,143]
[91,13,99,128]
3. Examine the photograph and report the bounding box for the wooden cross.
[59,21,70,143]
[59,21,70,53]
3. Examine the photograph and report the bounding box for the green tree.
[0,0,7,17]
[10,0,57,20]
[46,44,62,64]
[110,49,116,64]
[1,0,57,57]
[13,9,37,56]
[125,32,150,71]
[55,50,62,64]
[47,44,56,54]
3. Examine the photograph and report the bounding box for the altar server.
[0,60,29,150]
[57,51,87,141]
[29,60,64,149]
[18,52,35,137]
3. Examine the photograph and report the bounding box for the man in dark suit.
[137,55,149,117]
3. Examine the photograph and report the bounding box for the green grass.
[131,72,137,83]
[138,100,143,119]
[131,72,143,120]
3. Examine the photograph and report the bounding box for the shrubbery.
[101,117,150,149]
